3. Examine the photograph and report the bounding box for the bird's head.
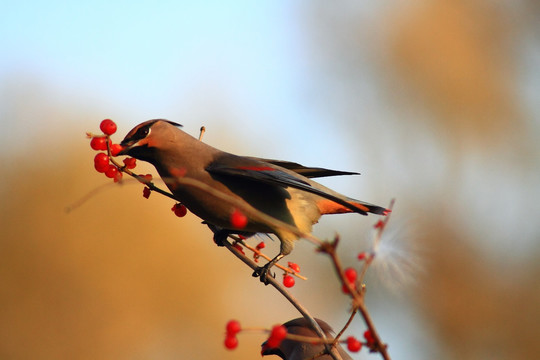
[261,318,338,359]
[117,119,182,162]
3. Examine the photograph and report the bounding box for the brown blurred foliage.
[418,217,540,359]
[388,0,519,143]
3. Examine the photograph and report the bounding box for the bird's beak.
[116,145,130,156]
[116,140,139,156]
[260,341,270,356]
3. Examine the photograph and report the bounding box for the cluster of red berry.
[224,320,242,350]
[282,262,300,288]
[224,319,373,355]
[89,119,133,183]
[232,242,245,255]
[252,241,266,263]
[346,329,375,352]
[89,119,192,217]
[224,320,288,351]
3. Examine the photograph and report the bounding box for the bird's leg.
[212,229,231,247]
[252,252,284,285]
[204,222,230,246]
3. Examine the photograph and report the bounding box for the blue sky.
[1,2,306,128]
[2,1,374,173]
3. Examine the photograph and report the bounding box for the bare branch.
[221,238,343,360]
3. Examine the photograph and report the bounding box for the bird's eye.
[133,125,151,141]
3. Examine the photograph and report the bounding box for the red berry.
[123,157,137,169]
[94,162,108,173]
[110,143,123,156]
[283,275,295,288]
[266,325,287,348]
[224,335,238,350]
[256,241,266,250]
[113,171,123,183]
[347,336,362,352]
[357,252,367,261]
[230,209,248,229]
[94,153,110,173]
[363,330,375,344]
[90,136,109,151]
[342,269,358,294]
[287,262,300,273]
[342,283,357,294]
[142,186,151,199]
[100,119,117,135]
[233,243,245,255]
[171,203,187,217]
[344,268,357,283]
[374,220,385,229]
[94,152,109,166]
[105,164,119,178]
[226,320,241,336]
[139,174,153,184]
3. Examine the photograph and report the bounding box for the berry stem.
[229,236,307,281]
[105,139,179,202]
[332,307,358,346]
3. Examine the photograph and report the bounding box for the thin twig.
[333,309,357,345]
[222,239,343,360]
[198,126,206,141]
[318,223,393,359]
[65,182,118,213]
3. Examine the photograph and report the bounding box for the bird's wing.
[206,157,371,215]
[249,157,360,178]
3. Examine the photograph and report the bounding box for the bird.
[261,317,353,360]
[118,119,388,283]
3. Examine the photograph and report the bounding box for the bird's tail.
[317,198,389,216]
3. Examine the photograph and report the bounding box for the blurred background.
[1,1,539,359]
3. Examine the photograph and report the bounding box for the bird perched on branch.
[118,119,387,283]
[261,318,352,360]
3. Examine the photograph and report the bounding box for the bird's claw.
[252,265,274,285]
[212,229,229,247]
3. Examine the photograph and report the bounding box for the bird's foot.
[252,264,275,285]
[213,229,230,247]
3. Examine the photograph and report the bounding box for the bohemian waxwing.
[261,318,353,360]
[118,119,387,282]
